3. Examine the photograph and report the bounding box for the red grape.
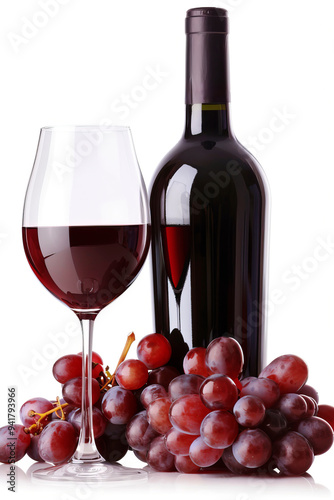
[146,435,175,472]
[275,393,308,422]
[297,384,319,403]
[168,374,204,402]
[125,411,159,451]
[260,409,288,439]
[20,397,54,429]
[133,449,147,463]
[296,416,334,455]
[0,424,31,463]
[183,347,212,377]
[205,337,244,379]
[147,365,180,390]
[147,397,172,434]
[137,333,172,369]
[169,394,211,435]
[38,421,77,465]
[301,395,318,418]
[272,431,314,475]
[27,434,44,462]
[78,351,103,365]
[222,446,252,474]
[62,377,100,407]
[232,429,272,468]
[69,407,107,438]
[189,436,223,467]
[240,376,257,387]
[200,374,238,411]
[200,410,239,449]
[77,352,104,378]
[53,354,83,384]
[104,421,127,439]
[164,427,198,456]
[140,384,167,408]
[115,359,148,390]
[92,363,104,379]
[174,454,200,473]
[102,386,137,425]
[240,377,280,408]
[317,404,334,430]
[99,422,129,461]
[96,432,128,463]
[94,394,105,412]
[233,395,266,428]
[259,354,308,394]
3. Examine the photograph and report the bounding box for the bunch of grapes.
[121,336,334,475]
[0,333,333,477]
[0,346,130,466]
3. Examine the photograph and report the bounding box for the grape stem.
[53,396,65,420]
[25,400,69,434]
[24,332,136,435]
[100,332,135,390]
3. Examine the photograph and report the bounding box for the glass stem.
[175,291,182,332]
[72,318,104,463]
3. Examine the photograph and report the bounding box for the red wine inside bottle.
[150,8,268,376]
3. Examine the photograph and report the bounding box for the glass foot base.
[31,461,147,484]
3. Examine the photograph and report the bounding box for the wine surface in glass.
[23,224,150,314]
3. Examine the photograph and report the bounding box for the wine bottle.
[150,7,269,377]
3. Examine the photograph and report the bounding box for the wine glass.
[22,126,150,482]
[162,166,196,331]
[159,166,195,370]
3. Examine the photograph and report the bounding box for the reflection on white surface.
[2,461,329,500]
[0,463,28,489]
[143,468,331,499]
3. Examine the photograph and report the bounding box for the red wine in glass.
[160,224,191,352]
[161,224,191,293]
[23,224,150,317]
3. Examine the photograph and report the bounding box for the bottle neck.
[184,103,232,139]
[186,31,230,104]
[184,30,231,139]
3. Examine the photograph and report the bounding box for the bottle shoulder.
[150,136,269,198]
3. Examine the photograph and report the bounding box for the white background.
[0,0,334,498]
